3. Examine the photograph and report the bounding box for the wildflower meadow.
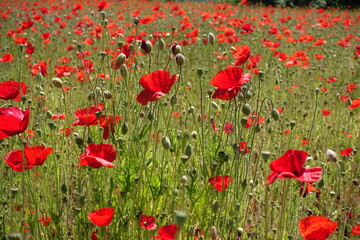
[0,0,359,239]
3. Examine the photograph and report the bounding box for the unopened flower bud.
[181,175,188,184]
[140,40,152,54]
[52,78,63,88]
[100,51,107,59]
[121,123,128,135]
[161,136,171,150]
[170,94,177,106]
[116,53,126,65]
[103,90,112,99]
[184,144,193,157]
[171,43,181,55]
[174,210,188,227]
[208,32,215,45]
[117,41,123,48]
[191,131,198,139]
[120,64,128,78]
[7,231,22,240]
[158,39,165,50]
[271,109,280,121]
[326,149,338,162]
[175,54,185,66]
[100,11,106,19]
[133,17,139,25]
[261,150,271,161]
[210,226,217,240]
[211,101,219,110]
[242,103,251,116]
[197,68,203,78]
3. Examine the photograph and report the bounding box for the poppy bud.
[170,94,177,106]
[181,175,188,184]
[175,54,185,66]
[347,98,352,106]
[181,155,189,164]
[133,17,139,25]
[174,210,188,227]
[103,90,112,99]
[271,109,280,121]
[51,77,63,88]
[207,89,213,97]
[161,136,171,150]
[242,103,251,116]
[10,187,18,198]
[140,40,152,54]
[158,39,165,50]
[48,121,56,130]
[326,149,338,162]
[290,120,296,129]
[211,200,219,212]
[100,11,106,19]
[121,122,128,135]
[147,111,154,121]
[61,183,67,194]
[75,137,83,146]
[117,41,123,48]
[46,111,53,119]
[171,43,181,56]
[258,71,264,81]
[240,117,248,127]
[100,51,107,59]
[237,227,244,237]
[208,32,215,45]
[88,92,96,101]
[197,68,203,78]
[218,151,229,162]
[191,131,198,139]
[184,144,193,157]
[188,106,195,113]
[120,64,128,78]
[210,226,217,240]
[116,53,126,65]
[77,43,82,51]
[317,178,324,188]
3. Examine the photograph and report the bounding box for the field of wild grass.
[0,0,359,239]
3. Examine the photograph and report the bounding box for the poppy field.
[0,0,359,239]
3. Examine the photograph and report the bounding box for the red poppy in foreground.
[88,207,115,227]
[210,67,251,100]
[136,70,177,105]
[4,146,52,172]
[267,150,322,185]
[139,214,157,230]
[154,224,178,240]
[0,53,14,62]
[208,175,233,191]
[0,107,30,140]
[0,81,27,101]
[77,143,117,168]
[299,216,338,240]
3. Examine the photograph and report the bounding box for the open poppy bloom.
[4,146,52,172]
[154,224,178,240]
[0,107,30,140]
[352,224,360,235]
[231,45,250,66]
[71,103,104,126]
[99,115,122,140]
[208,175,233,191]
[0,81,27,101]
[88,207,115,227]
[139,214,157,230]
[210,67,251,100]
[136,70,177,105]
[77,143,117,168]
[0,53,14,62]
[267,150,322,185]
[299,216,338,240]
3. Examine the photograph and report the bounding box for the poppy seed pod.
[52,78,63,88]
[140,40,152,54]
[208,32,215,45]
[175,54,185,66]
[100,11,106,19]
[174,210,188,227]
[116,53,126,65]
[197,68,203,78]
[161,136,171,150]
[271,109,280,121]
[158,39,165,50]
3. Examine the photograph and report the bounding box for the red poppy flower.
[231,45,250,66]
[71,104,104,126]
[238,141,249,154]
[299,183,316,197]
[0,107,30,140]
[4,146,52,172]
[349,98,360,109]
[77,143,117,168]
[154,224,178,240]
[99,115,121,140]
[208,175,233,191]
[210,67,251,100]
[39,215,51,227]
[346,84,357,92]
[136,70,177,105]
[0,53,13,62]
[321,109,331,116]
[339,148,353,156]
[352,224,360,235]
[88,207,115,227]
[243,114,264,129]
[299,216,338,240]
[267,150,322,185]
[0,81,27,101]
[223,121,233,134]
[139,214,157,230]
[31,61,48,76]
